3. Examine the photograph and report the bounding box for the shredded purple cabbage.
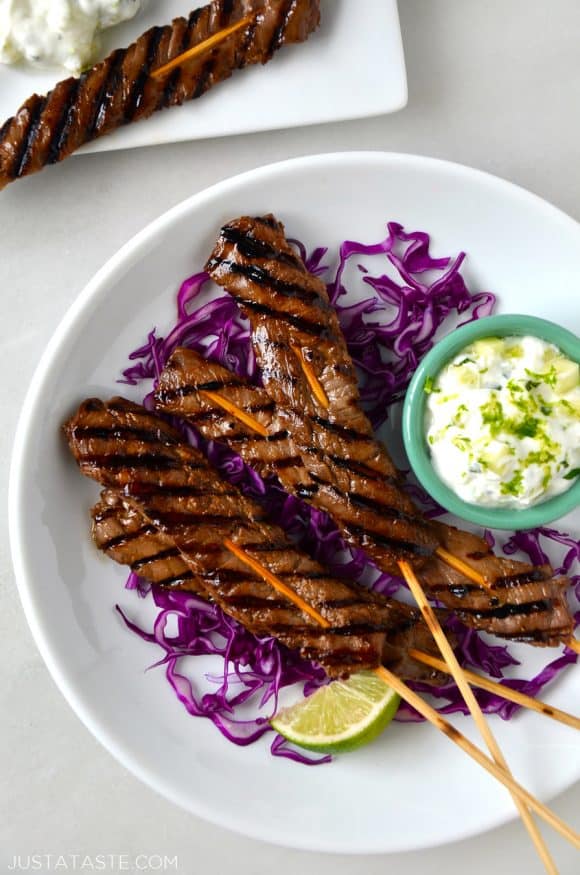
[116,222,578,760]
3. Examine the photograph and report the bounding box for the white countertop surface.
[1,1,579,872]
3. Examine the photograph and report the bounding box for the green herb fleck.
[525,366,557,388]
[525,448,556,466]
[424,376,440,395]
[480,396,504,436]
[452,436,471,452]
[563,468,580,481]
[501,470,524,497]
[454,357,475,367]
[513,417,539,439]
[541,468,552,490]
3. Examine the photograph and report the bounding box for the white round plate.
[10,153,580,854]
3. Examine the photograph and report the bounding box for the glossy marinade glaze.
[0,0,320,190]
[65,396,446,682]
[204,214,573,646]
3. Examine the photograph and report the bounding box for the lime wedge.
[271,671,400,754]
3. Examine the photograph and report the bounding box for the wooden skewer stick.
[373,663,580,850]
[398,560,557,874]
[225,539,580,850]
[434,546,489,588]
[567,638,580,655]
[201,391,269,437]
[291,346,330,408]
[151,15,255,79]
[409,648,580,731]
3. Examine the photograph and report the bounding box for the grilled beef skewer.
[66,397,445,681]
[154,347,573,645]
[203,215,573,645]
[156,348,437,563]
[92,490,445,684]
[0,0,320,192]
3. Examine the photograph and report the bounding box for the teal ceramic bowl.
[402,314,580,530]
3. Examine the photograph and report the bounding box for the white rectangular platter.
[0,0,407,155]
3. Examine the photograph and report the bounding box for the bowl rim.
[402,313,580,530]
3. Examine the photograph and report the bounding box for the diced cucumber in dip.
[425,335,580,508]
[0,1,143,74]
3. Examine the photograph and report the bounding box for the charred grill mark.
[72,425,179,445]
[47,78,81,164]
[327,453,396,486]
[458,600,553,621]
[345,523,431,557]
[160,8,199,106]
[345,489,426,527]
[131,546,181,570]
[92,505,118,523]
[234,297,334,339]
[89,49,125,136]
[193,55,216,99]
[244,541,292,553]
[156,380,245,406]
[188,7,205,28]
[211,258,328,308]
[220,227,303,268]
[14,96,46,178]
[126,26,165,119]
[311,415,373,443]
[296,484,319,498]
[220,0,235,25]
[84,453,184,471]
[491,569,552,588]
[236,18,258,68]
[100,524,157,551]
[267,0,297,57]
[267,429,289,442]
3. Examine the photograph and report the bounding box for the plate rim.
[9,151,580,854]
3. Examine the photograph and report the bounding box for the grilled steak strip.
[205,215,573,646]
[65,397,445,680]
[154,348,573,645]
[92,490,445,684]
[155,347,436,562]
[0,0,320,191]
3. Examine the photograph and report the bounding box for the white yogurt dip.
[0,1,143,74]
[425,335,580,508]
